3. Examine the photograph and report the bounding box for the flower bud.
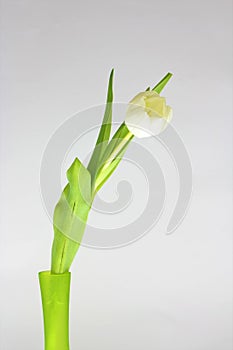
[125,91,172,138]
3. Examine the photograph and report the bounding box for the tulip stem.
[101,130,133,171]
[93,122,134,192]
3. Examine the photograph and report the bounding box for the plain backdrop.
[0,0,232,349]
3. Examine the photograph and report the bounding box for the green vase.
[39,271,71,350]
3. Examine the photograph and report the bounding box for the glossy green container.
[39,271,71,350]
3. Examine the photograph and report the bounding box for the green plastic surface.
[39,271,71,350]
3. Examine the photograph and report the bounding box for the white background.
[0,0,232,349]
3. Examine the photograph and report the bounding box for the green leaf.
[98,122,130,165]
[53,157,92,241]
[87,69,114,181]
[52,157,92,273]
[94,146,129,192]
[94,122,133,192]
[95,134,132,192]
[152,72,173,94]
[66,157,92,211]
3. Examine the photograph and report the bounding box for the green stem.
[39,271,71,350]
[101,131,132,171]
[93,122,134,192]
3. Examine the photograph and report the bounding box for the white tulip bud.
[125,91,172,138]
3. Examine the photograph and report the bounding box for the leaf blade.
[87,69,114,180]
[152,72,173,94]
[94,123,133,191]
[53,157,92,243]
[95,139,132,192]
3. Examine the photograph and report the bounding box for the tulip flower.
[125,90,172,138]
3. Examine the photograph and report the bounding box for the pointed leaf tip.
[87,69,115,182]
[152,72,173,94]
